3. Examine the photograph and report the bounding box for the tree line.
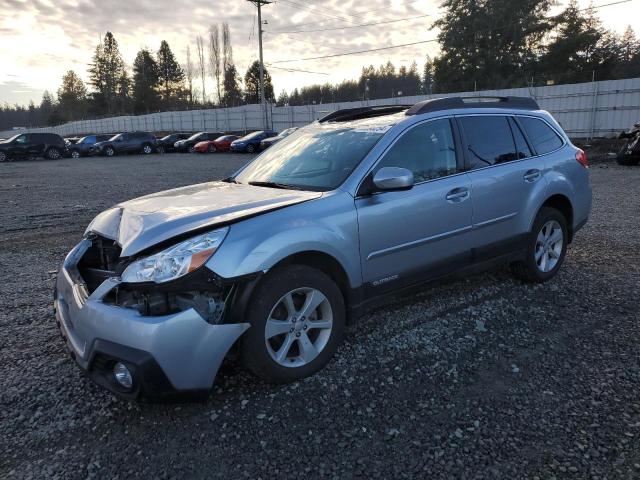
[1,0,639,130]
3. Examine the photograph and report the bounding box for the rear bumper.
[54,240,250,399]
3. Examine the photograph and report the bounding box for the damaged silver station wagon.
[54,97,592,398]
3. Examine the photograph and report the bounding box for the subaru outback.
[54,97,591,399]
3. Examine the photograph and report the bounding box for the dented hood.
[86,181,322,257]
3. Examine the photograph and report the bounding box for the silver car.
[54,97,591,398]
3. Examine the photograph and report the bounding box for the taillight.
[575,148,588,168]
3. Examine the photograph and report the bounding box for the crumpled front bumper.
[54,240,250,398]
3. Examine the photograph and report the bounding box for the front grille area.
[77,235,122,293]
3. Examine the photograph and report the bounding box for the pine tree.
[243,61,275,104]
[221,64,242,107]
[57,70,87,120]
[133,49,160,114]
[157,40,185,107]
[88,32,125,114]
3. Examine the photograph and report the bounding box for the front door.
[355,118,474,297]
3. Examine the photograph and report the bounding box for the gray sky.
[0,0,636,106]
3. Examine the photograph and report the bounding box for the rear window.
[519,117,563,155]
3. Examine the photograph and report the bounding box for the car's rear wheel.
[105,147,115,157]
[46,147,61,160]
[246,144,256,154]
[208,144,216,153]
[70,149,80,159]
[142,144,153,154]
[241,265,345,383]
[511,207,568,283]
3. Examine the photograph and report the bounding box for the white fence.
[2,77,639,139]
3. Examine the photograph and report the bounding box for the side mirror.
[372,167,414,192]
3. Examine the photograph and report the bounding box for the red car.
[194,135,240,153]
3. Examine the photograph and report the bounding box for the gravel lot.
[1,153,639,479]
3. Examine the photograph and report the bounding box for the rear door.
[457,114,548,260]
[355,118,474,296]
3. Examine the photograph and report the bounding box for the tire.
[246,144,256,154]
[511,207,568,283]
[157,145,165,154]
[616,144,640,165]
[141,144,153,155]
[46,147,61,160]
[188,145,196,154]
[105,147,115,157]
[208,144,217,153]
[241,265,345,384]
[70,149,81,159]
[0,151,7,162]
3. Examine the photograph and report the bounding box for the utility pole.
[247,0,271,130]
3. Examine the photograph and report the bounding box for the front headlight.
[121,228,229,284]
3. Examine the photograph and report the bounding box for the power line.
[276,0,361,25]
[267,65,330,75]
[270,0,636,65]
[269,14,432,35]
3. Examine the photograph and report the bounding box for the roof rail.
[405,96,540,116]
[318,105,411,123]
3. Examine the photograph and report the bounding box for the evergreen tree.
[57,70,87,120]
[88,32,126,114]
[277,90,289,106]
[157,40,185,107]
[243,61,275,104]
[132,49,160,114]
[221,64,242,107]
[433,0,554,92]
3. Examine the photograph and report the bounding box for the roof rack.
[318,105,411,123]
[405,96,540,116]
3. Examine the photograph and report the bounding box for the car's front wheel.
[246,144,256,154]
[157,145,165,154]
[208,144,216,153]
[511,207,568,283]
[241,265,345,383]
[105,147,115,157]
[188,145,196,154]
[70,149,81,159]
[0,151,7,162]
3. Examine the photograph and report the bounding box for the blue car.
[67,135,112,158]
[230,130,278,153]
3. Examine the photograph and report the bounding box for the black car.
[174,132,225,153]
[156,133,192,154]
[67,135,112,158]
[0,132,67,162]
[91,131,158,157]
[260,127,299,150]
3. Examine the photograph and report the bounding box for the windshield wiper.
[248,181,303,190]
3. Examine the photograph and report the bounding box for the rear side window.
[519,117,563,155]
[377,118,458,183]
[459,115,519,169]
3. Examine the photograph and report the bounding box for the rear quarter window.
[519,117,564,155]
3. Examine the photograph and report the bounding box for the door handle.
[446,187,470,203]
[524,169,541,182]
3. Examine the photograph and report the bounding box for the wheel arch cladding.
[541,194,574,241]
[269,250,352,307]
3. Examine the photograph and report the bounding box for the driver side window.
[376,119,458,183]
[15,134,28,144]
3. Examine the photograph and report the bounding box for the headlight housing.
[121,228,228,284]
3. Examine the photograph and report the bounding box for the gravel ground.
[1,153,639,479]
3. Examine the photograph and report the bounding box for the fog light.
[113,362,133,389]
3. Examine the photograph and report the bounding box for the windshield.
[108,133,122,142]
[188,133,205,141]
[242,131,263,140]
[4,134,20,142]
[161,134,175,141]
[279,128,297,138]
[234,123,389,191]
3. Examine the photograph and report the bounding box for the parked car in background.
[90,132,158,157]
[157,133,192,154]
[230,130,278,153]
[260,127,298,150]
[616,121,640,165]
[67,135,112,158]
[0,132,67,162]
[64,137,81,145]
[174,132,225,153]
[193,135,240,153]
[54,97,591,399]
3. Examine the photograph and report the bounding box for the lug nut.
[295,332,301,337]
[303,325,307,330]
[289,328,294,333]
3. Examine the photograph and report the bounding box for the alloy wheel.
[0,151,6,162]
[535,220,563,272]
[71,150,80,159]
[264,287,333,368]
[143,145,152,154]
[106,147,114,157]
